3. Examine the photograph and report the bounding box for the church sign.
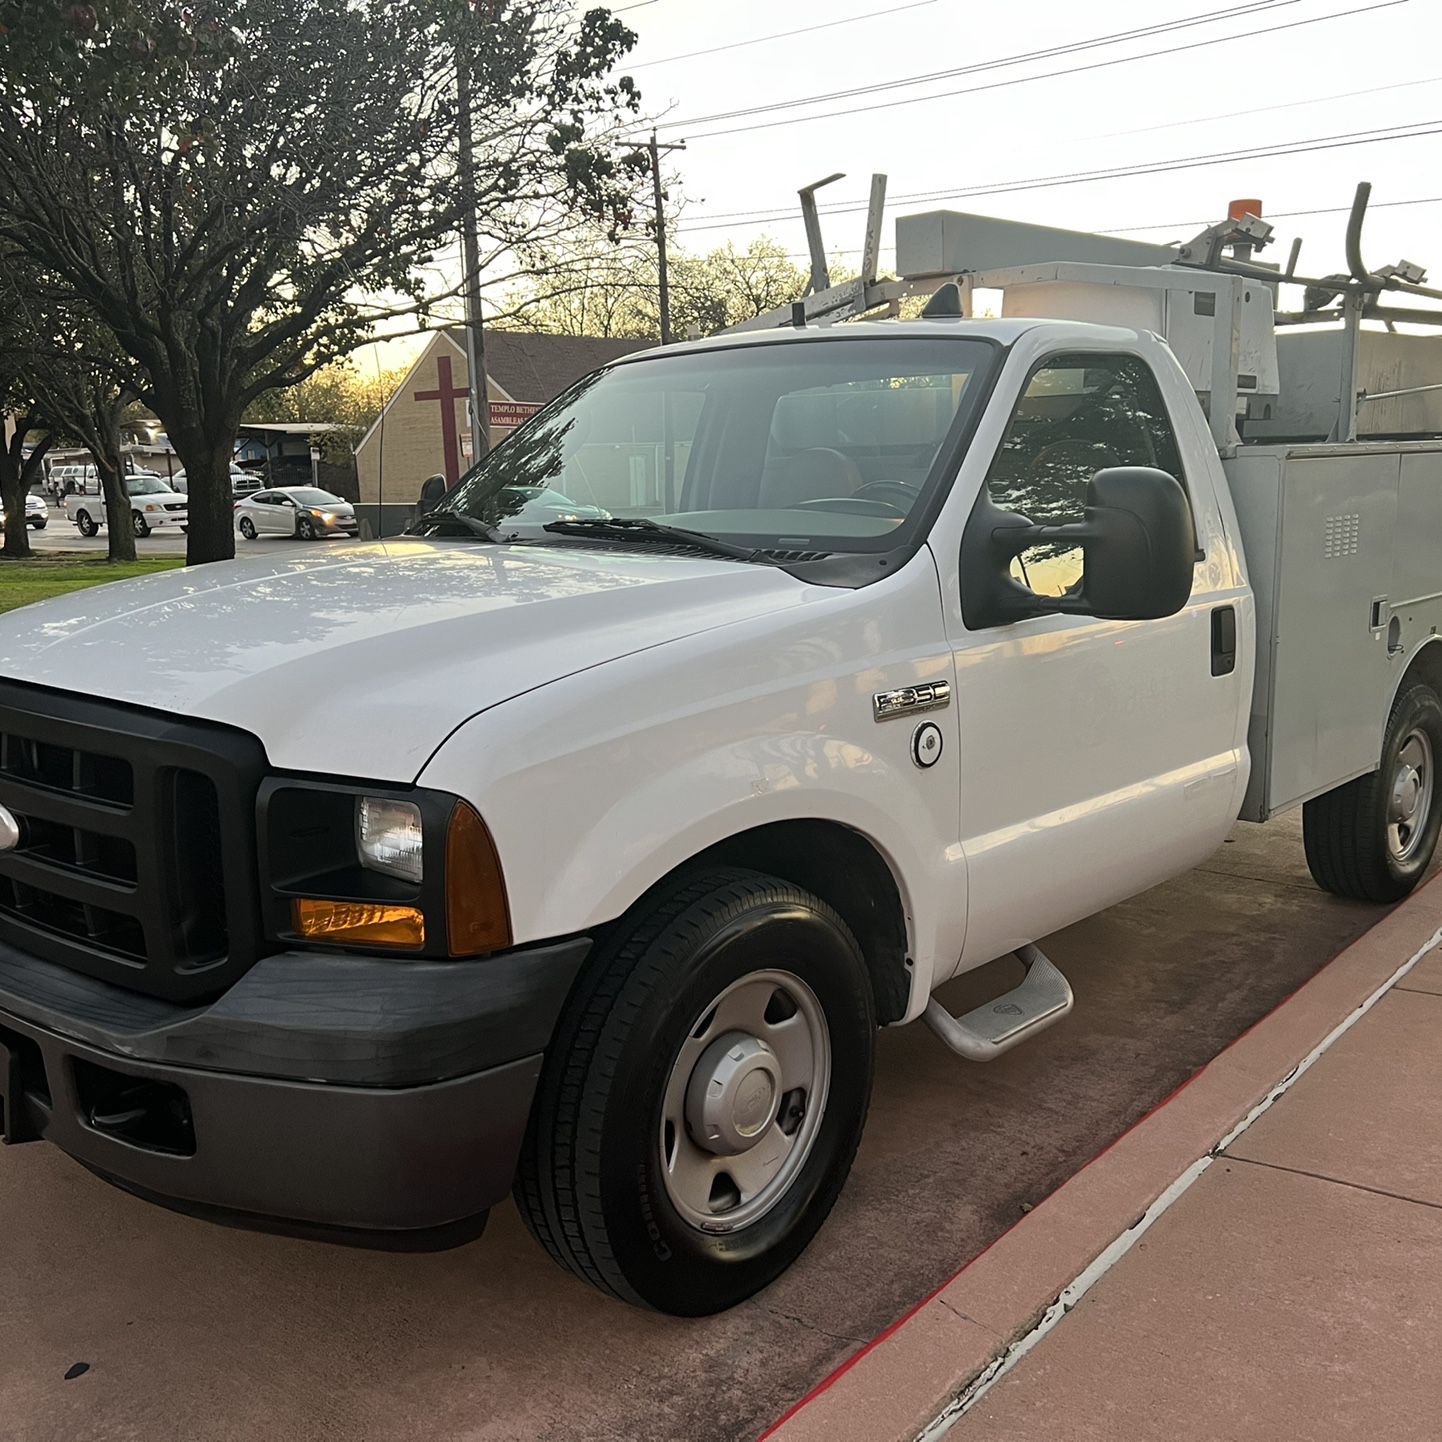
[490,401,543,428]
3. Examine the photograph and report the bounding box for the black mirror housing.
[1077,467,1196,620]
[961,466,1195,628]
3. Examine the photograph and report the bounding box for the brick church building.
[355,329,649,534]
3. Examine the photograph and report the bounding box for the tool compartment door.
[1264,448,1399,813]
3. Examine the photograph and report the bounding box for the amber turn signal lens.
[446,801,511,956]
[293,899,425,950]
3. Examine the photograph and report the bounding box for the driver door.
[944,348,1248,968]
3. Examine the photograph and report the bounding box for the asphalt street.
[0,814,1400,1442]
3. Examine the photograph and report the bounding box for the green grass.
[0,557,184,614]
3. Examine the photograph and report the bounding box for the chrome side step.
[923,944,1074,1061]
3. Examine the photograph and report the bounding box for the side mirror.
[963,466,1195,628]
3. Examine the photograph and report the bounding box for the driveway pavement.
[0,816,1398,1442]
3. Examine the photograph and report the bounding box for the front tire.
[297,516,316,540]
[516,868,875,1315]
[132,511,150,538]
[1304,681,1442,901]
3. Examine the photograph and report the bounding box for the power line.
[1100,193,1442,234]
[673,119,1442,235]
[625,0,936,69]
[675,0,1408,142]
[661,0,1293,130]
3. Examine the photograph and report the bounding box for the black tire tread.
[514,866,861,1307]
[1303,681,1441,901]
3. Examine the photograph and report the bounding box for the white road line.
[917,921,1442,1441]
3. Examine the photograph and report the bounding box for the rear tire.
[238,517,257,540]
[1304,681,1442,901]
[515,868,875,1315]
[75,512,98,538]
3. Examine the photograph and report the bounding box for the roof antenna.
[791,301,807,328]
[921,282,965,319]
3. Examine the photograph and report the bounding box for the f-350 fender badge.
[911,722,944,769]
[873,679,950,722]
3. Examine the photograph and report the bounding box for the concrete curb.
[761,872,1442,1442]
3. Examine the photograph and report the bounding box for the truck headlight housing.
[261,782,511,957]
[357,796,424,883]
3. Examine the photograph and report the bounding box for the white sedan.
[234,487,358,541]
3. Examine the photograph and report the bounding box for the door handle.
[1211,606,1237,677]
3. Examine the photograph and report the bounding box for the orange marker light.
[446,801,512,956]
[1229,198,1263,222]
[294,899,425,950]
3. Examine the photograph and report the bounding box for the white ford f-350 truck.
[1,196,1440,1315]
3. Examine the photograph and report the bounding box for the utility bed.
[1226,441,1442,820]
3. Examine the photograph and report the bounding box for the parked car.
[172,466,262,498]
[63,473,187,537]
[234,487,357,540]
[48,463,97,496]
[0,495,48,530]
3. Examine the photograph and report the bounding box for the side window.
[984,353,1184,597]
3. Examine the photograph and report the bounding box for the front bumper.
[0,936,588,1243]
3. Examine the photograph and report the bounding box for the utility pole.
[456,35,490,467]
[648,131,686,345]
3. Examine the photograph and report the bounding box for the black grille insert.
[0,681,269,1001]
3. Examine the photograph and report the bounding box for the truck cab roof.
[610,315,1162,364]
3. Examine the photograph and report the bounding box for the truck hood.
[0,539,813,779]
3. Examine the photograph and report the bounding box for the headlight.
[356,796,423,883]
[143,503,160,512]
[265,784,511,957]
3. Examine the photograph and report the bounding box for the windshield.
[286,488,343,506]
[124,476,169,496]
[437,336,996,554]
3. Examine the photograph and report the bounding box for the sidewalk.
[766,875,1442,1442]
[955,938,1442,1441]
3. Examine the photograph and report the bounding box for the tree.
[0,1,647,563]
[243,362,408,465]
[0,403,53,561]
[500,234,811,339]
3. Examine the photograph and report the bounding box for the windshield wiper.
[409,511,512,542]
[541,516,762,563]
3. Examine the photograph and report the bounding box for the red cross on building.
[413,354,469,486]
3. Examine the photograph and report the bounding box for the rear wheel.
[516,868,875,1315]
[1304,681,1442,901]
[75,511,98,537]
[238,516,257,540]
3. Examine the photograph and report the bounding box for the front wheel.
[132,511,150,538]
[1304,681,1442,901]
[516,869,875,1315]
[75,511,99,537]
[29,519,45,530]
[297,516,316,540]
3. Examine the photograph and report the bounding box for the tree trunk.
[94,439,136,563]
[175,439,237,566]
[0,431,50,561]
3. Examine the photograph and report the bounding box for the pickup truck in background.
[1,192,1439,1316]
[64,472,188,538]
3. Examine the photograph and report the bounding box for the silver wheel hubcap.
[1388,728,1434,864]
[660,969,830,1234]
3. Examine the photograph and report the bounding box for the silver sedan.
[234,487,358,541]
